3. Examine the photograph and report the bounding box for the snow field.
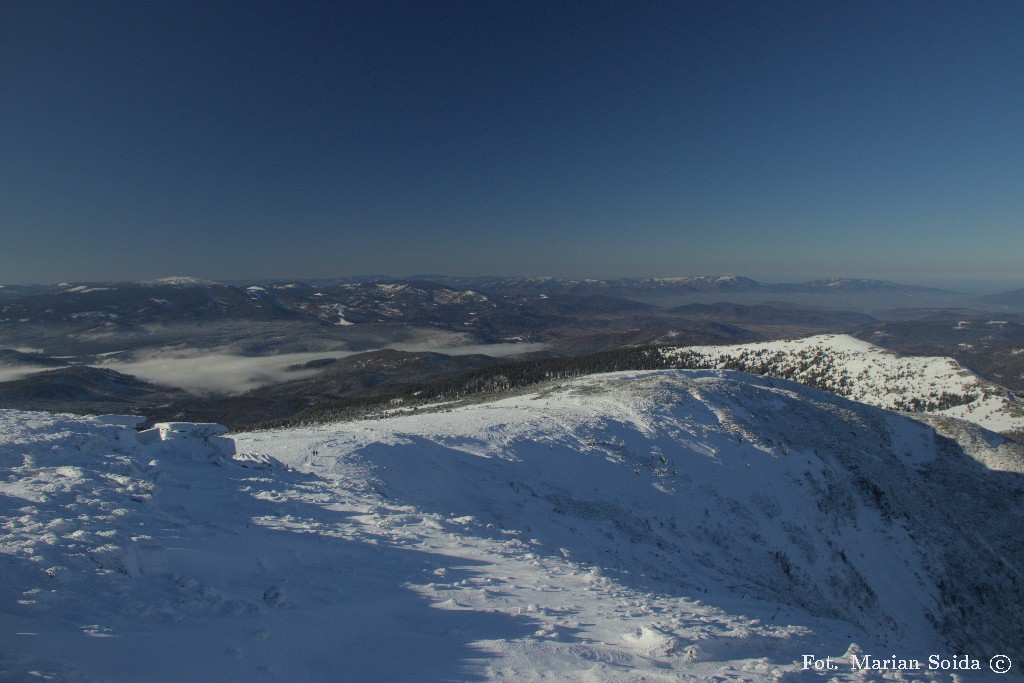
[3,370,1023,681]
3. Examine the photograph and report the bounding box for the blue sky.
[2,1,1023,286]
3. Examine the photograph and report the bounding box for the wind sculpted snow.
[2,370,1023,681]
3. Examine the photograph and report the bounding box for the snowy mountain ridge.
[3,369,1024,681]
[662,334,1024,435]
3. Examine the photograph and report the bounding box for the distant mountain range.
[386,275,963,305]
[0,274,988,299]
[412,273,950,292]
[979,287,1024,307]
[1,275,1012,335]
[1,275,915,359]
[7,275,1019,321]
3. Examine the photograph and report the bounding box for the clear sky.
[2,1,1023,286]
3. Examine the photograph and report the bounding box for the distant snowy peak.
[61,284,112,293]
[807,277,895,287]
[641,274,759,289]
[793,278,951,293]
[139,276,222,287]
[662,334,1023,434]
[53,276,225,291]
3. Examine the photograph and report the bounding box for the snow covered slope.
[662,334,1024,434]
[3,371,1024,681]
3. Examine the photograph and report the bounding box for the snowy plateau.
[3,369,1024,682]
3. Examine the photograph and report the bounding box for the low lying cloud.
[96,350,357,395]
[92,341,548,395]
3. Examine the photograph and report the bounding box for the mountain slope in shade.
[978,288,1024,308]
[3,371,1023,681]
[0,366,184,414]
